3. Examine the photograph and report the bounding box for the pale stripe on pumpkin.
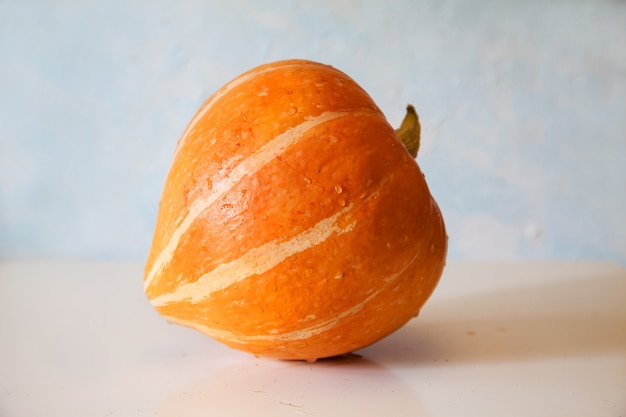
[145,109,377,290]
[150,203,357,306]
[161,248,422,344]
[172,61,310,161]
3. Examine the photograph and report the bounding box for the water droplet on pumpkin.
[334,272,344,280]
[222,203,233,210]
[328,135,339,144]
[333,184,343,194]
[241,112,247,121]
[338,198,346,207]
[287,105,298,116]
[206,178,213,190]
[334,78,345,86]
[303,176,312,184]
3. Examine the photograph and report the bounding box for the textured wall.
[1,0,625,263]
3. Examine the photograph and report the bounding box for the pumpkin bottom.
[163,256,443,361]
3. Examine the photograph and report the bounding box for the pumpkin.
[144,59,447,361]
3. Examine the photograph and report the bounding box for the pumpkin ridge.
[171,60,317,162]
[160,242,423,344]
[150,202,357,307]
[145,109,379,291]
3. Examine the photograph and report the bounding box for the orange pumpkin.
[144,59,447,361]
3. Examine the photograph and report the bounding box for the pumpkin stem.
[395,105,421,158]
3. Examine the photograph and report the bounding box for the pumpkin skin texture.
[144,59,447,361]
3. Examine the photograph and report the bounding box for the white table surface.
[1,261,625,417]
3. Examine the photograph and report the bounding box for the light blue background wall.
[1,0,625,263]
